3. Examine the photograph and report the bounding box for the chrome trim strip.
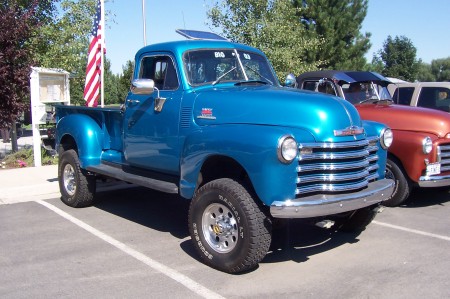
[271,179,394,218]
[299,149,369,161]
[296,180,369,194]
[418,174,450,187]
[300,139,369,149]
[297,160,370,172]
[298,169,369,183]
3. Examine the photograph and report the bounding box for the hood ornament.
[334,125,364,136]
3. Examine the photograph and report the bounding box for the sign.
[30,67,70,166]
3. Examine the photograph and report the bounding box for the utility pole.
[142,0,147,46]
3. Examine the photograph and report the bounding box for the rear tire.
[188,178,271,273]
[384,158,411,207]
[58,149,96,208]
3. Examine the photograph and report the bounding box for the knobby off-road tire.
[336,206,378,233]
[58,149,96,208]
[188,178,272,273]
[384,158,411,207]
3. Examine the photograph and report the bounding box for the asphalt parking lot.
[1,185,449,298]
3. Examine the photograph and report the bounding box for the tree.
[297,0,371,70]
[35,0,118,106]
[0,0,50,132]
[374,35,420,82]
[34,0,98,105]
[118,60,134,101]
[430,57,450,82]
[207,0,324,79]
[417,62,435,82]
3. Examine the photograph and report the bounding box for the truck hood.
[356,103,450,138]
[193,85,363,142]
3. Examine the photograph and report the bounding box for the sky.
[105,0,450,74]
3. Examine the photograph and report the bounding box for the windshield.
[342,81,393,104]
[183,49,277,86]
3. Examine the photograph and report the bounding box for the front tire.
[58,149,96,208]
[188,178,271,273]
[384,158,411,207]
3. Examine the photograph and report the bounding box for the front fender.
[56,114,103,168]
[179,125,315,205]
[388,130,438,183]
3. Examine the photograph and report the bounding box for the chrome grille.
[296,137,379,197]
[438,144,450,173]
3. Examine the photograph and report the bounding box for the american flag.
[84,0,104,107]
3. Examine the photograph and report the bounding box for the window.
[139,55,179,90]
[417,87,450,111]
[183,49,277,86]
[303,81,317,91]
[392,87,414,105]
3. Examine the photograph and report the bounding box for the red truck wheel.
[58,149,96,208]
[384,158,411,207]
[188,178,271,273]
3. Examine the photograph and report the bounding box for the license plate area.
[426,163,441,176]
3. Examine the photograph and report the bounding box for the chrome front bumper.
[418,174,450,187]
[270,179,394,218]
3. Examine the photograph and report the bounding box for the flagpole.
[142,0,147,46]
[100,0,105,107]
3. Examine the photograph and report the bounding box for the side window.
[139,55,179,90]
[393,87,414,105]
[303,81,317,91]
[318,81,337,96]
[418,87,450,111]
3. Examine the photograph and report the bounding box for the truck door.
[123,54,182,175]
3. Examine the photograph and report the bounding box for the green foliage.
[430,57,450,81]
[33,0,97,105]
[117,60,134,101]
[33,0,120,106]
[207,0,324,80]
[0,0,52,128]
[297,0,371,70]
[1,147,57,169]
[375,35,420,82]
[417,62,435,82]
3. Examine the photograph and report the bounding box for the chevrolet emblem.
[334,126,364,136]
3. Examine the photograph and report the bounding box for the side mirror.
[284,73,297,88]
[130,79,155,95]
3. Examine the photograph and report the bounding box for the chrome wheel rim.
[202,203,238,253]
[63,164,76,196]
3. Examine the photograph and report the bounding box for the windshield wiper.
[212,66,237,86]
[242,65,273,85]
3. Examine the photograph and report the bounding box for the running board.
[86,164,179,194]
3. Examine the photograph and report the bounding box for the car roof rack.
[176,29,228,41]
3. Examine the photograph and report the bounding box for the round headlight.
[278,135,298,164]
[422,136,433,154]
[380,128,393,149]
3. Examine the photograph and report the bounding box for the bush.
[0,147,58,169]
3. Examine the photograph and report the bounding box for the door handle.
[127,99,140,104]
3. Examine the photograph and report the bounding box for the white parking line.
[373,221,450,241]
[37,200,226,299]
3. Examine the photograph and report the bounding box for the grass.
[1,147,58,169]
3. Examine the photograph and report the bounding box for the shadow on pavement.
[93,185,362,267]
[93,186,190,240]
[400,187,450,208]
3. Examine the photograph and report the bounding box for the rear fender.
[56,114,103,168]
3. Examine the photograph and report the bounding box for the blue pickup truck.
[56,30,394,273]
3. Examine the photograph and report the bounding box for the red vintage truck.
[288,71,450,206]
